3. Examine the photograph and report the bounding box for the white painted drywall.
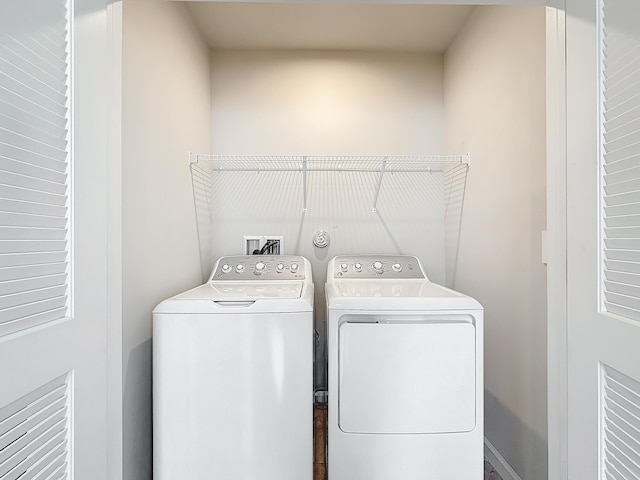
[121,1,210,478]
[207,50,448,278]
[210,50,444,155]
[444,6,547,480]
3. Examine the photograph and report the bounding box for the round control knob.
[372,261,384,274]
[254,262,266,275]
[276,263,285,273]
[392,263,402,273]
[290,263,299,273]
[221,264,232,274]
[354,262,362,272]
[235,264,245,273]
[340,263,349,273]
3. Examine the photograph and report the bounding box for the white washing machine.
[325,255,483,480]
[153,255,313,480]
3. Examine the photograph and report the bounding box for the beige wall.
[121,1,210,478]
[444,6,547,480]
[210,50,444,155]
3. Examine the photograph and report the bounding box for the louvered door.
[0,0,112,478]
[566,0,640,478]
[0,0,71,338]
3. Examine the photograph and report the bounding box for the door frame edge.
[546,4,568,480]
[106,1,123,480]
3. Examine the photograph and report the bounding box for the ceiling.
[184,3,476,53]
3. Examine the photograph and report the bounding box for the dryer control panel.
[210,255,307,281]
[331,255,426,279]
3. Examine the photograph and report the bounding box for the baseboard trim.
[484,437,522,480]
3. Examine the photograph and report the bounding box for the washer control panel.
[331,255,426,279]
[210,255,306,281]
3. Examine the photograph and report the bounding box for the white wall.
[121,1,210,478]
[444,6,547,480]
[210,50,444,155]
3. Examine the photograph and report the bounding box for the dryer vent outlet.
[243,236,283,255]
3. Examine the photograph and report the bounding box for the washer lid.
[176,282,303,300]
[152,281,312,315]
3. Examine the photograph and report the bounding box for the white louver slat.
[601,365,640,480]
[601,0,640,323]
[0,374,71,480]
[0,0,71,337]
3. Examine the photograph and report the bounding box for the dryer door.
[338,315,477,434]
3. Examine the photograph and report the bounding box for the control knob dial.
[254,262,266,275]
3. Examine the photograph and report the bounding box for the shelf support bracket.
[372,157,388,213]
[302,157,308,212]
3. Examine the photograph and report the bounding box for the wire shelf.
[190,153,470,288]
[189,154,469,174]
[189,154,470,213]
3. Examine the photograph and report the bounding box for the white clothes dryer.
[153,255,313,480]
[325,255,483,480]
